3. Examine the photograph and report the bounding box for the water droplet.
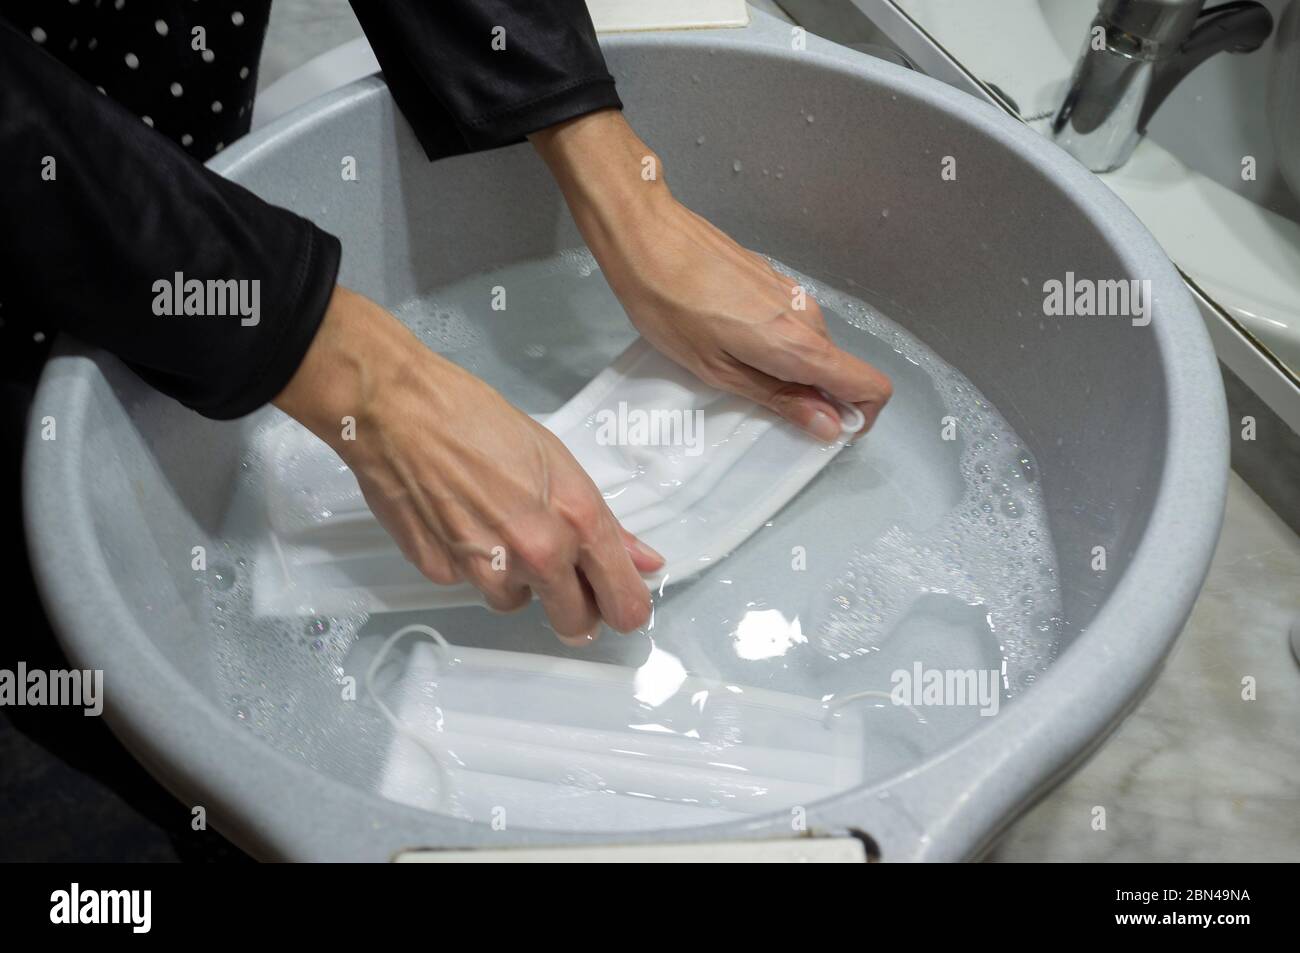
[210,564,236,591]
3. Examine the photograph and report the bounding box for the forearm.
[528,110,674,277]
[529,109,667,208]
[275,287,418,450]
[273,286,469,463]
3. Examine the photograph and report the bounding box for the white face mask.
[368,626,869,831]
[253,338,862,618]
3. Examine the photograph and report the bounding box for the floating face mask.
[368,625,868,831]
[253,337,863,618]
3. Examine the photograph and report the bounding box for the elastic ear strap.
[366,624,453,809]
[823,690,927,726]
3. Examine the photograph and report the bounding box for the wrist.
[273,286,418,456]
[529,109,672,227]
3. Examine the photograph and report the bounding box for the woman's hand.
[274,286,663,644]
[530,110,893,441]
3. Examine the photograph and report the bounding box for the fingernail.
[558,624,602,647]
[627,537,664,563]
[808,410,841,442]
[854,403,882,437]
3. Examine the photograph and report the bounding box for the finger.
[729,315,894,411]
[714,357,847,442]
[501,518,597,639]
[408,534,463,586]
[578,518,655,633]
[555,626,602,649]
[619,527,665,573]
[457,549,531,613]
[533,565,603,642]
[853,398,888,437]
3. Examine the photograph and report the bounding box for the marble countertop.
[990,472,1300,861]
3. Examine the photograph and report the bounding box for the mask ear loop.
[365,624,453,810]
[823,690,928,726]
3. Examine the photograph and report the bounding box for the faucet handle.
[1138,1,1275,131]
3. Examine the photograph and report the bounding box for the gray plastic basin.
[24,14,1228,860]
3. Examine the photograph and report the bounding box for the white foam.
[785,265,1061,694]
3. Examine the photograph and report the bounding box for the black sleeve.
[0,21,341,421]
[348,0,622,160]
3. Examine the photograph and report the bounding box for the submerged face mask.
[253,338,863,618]
[368,625,868,831]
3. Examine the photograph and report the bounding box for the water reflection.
[731,608,806,661]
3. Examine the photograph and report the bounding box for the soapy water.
[202,248,1062,831]
[809,272,1061,686]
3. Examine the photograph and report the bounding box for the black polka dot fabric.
[1,0,620,397]
[2,0,271,161]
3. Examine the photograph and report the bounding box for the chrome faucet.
[1051,0,1273,172]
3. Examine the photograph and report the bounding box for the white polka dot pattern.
[7,0,272,161]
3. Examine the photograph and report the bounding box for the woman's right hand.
[273,286,663,645]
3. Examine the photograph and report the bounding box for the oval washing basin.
[24,13,1227,860]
